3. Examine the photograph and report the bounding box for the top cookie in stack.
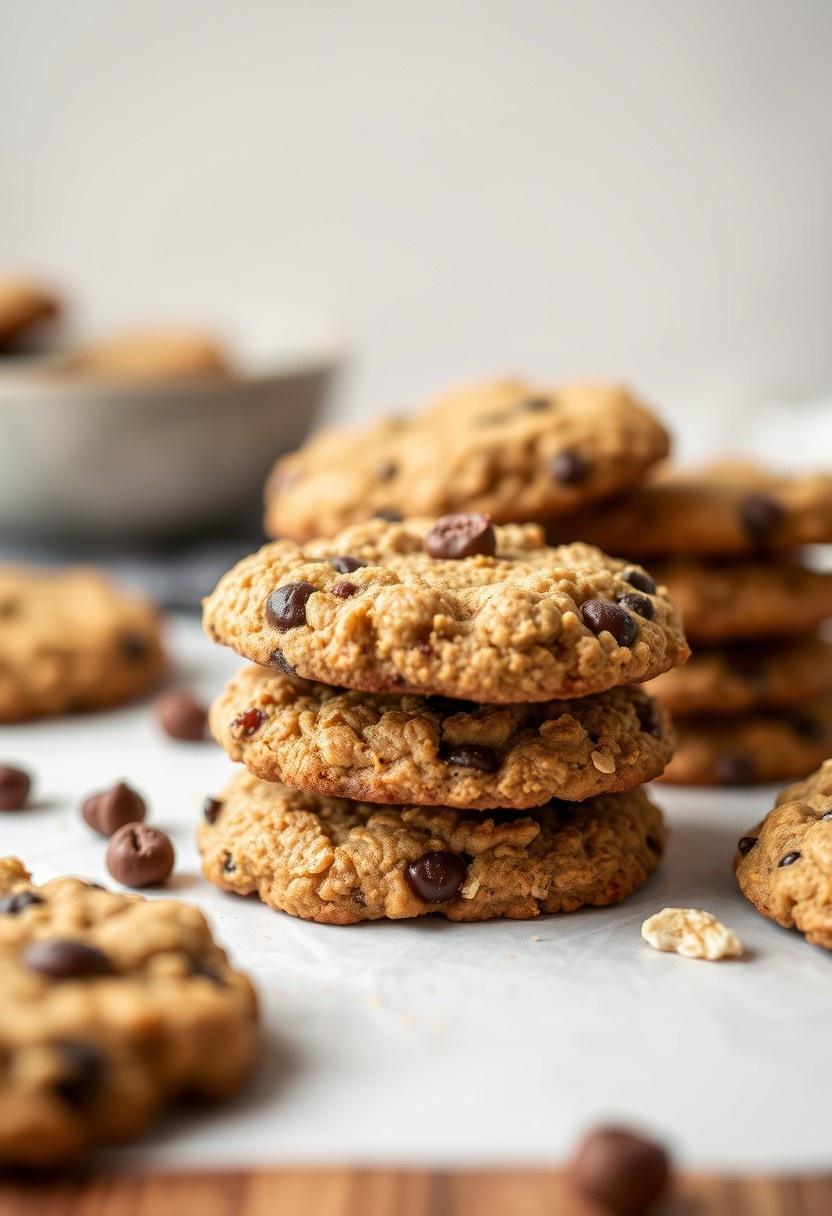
[549,463,832,785]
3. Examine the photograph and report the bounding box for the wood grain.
[0,1169,830,1216]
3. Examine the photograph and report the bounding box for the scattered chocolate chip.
[375,461,398,481]
[424,513,497,560]
[203,797,223,824]
[622,568,657,595]
[793,716,825,743]
[405,851,467,903]
[740,493,786,548]
[232,707,265,736]
[441,743,499,772]
[634,698,662,737]
[106,823,175,888]
[332,580,357,599]
[155,689,208,741]
[268,648,297,676]
[715,753,756,784]
[646,834,661,853]
[617,592,654,620]
[737,836,758,856]
[82,781,146,837]
[23,939,114,980]
[550,449,589,486]
[427,696,479,716]
[373,508,403,522]
[266,582,316,631]
[0,890,44,915]
[330,555,367,574]
[580,600,638,647]
[222,853,236,874]
[569,1125,670,1216]
[53,1041,105,1108]
[0,765,31,811]
[778,851,801,868]
[119,631,150,660]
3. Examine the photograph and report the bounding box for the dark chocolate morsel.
[405,851,467,903]
[579,599,638,647]
[424,513,497,560]
[265,582,316,631]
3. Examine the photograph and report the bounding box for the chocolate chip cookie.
[659,701,832,785]
[0,857,258,1166]
[649,557,832,644]
[647,636,832,717]
[211,664,674,809]
[198,770,665,924]
[264,378,669,541]
[0,565,167,722]
[203,517,689,703]
[735,760,832,948]
[0,274,61,352]
[546,462,832,556]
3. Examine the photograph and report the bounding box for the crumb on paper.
[641,907,743,961]
[530,935,543,942]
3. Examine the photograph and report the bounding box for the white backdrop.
[3,0,832,449]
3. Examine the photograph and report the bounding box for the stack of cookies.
[547,464,832,785]
[200,507,689,923]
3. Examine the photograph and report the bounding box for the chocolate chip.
[646,834,661,853]
[330,555,367,574]
[0,890,43,915]
[579,600,638,647]
[106,823,175,888]
[441,744,499,772]
[53,1041,105,1108]
[793,716,825,743]
[737,836,758,856]
[332,580,357,599]
[23,939,114,980]
[740,493,786,547]
[222,853,236,874]
[82,781,147,837]
[622,568,657,595]
[0,765,31,811]
[617,592,654,620]
[375,461,398,481]
[424,513,497,560]
[550,449,589,486]
[778,851,801,868]
[155,689,207,741]
[268,648,297,675]
[405,851,467,903]
[374,508,403,522]
[203,797,223,824]
[517,396,552,412]
[266,582,316,631]
[715,753,756,784]
[569,1125,670,1216]
[232,707,265,736]
[427,696,479,716]
[634,698,662,737]
[119,631,150,660]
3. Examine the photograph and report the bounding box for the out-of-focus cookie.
[198,770,665,925]
[63,326,230,381]
[0,858,258,1166]
[659,701,832,786]
[265,378,669,540]
[210,664,674,809]
[735,761,832,948]
[647,636,832,717]
[546,462,832,556]
[203,516,689,704]
[0,566,166,722]
[0,275,61,352]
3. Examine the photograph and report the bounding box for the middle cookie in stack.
[199,514,689,924]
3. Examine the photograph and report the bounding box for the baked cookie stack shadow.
[547,464,832,785]
[198,513,689,924]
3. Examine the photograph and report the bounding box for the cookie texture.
[264,378,669,540]
[63,326,230,381]
[0,275,60,350]
[650,558,832,644]
[659,701,832,786]
[0,858,258,1166]
[736,762,832,948]
[211,664,674,809]
[199,771,665,925]
[0,565,167,722]
[546,462,832,556]
[203,518,689,703]
[647,636,832,717]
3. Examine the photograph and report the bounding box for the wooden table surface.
[1,1168,830,1215]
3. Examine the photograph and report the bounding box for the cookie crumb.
[641,907,743,960]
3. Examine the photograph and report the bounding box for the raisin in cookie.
[199,770,665,925]
[547,462,832,557]
[211,664,674,809]
[0,858,258,1166]
[647,636,832,717]
[735,761,832,949]
[659,701,832,786]
[203,517,689,703]
[0,274,61,352]
[0,565,167,722]
[265,378,669,540]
